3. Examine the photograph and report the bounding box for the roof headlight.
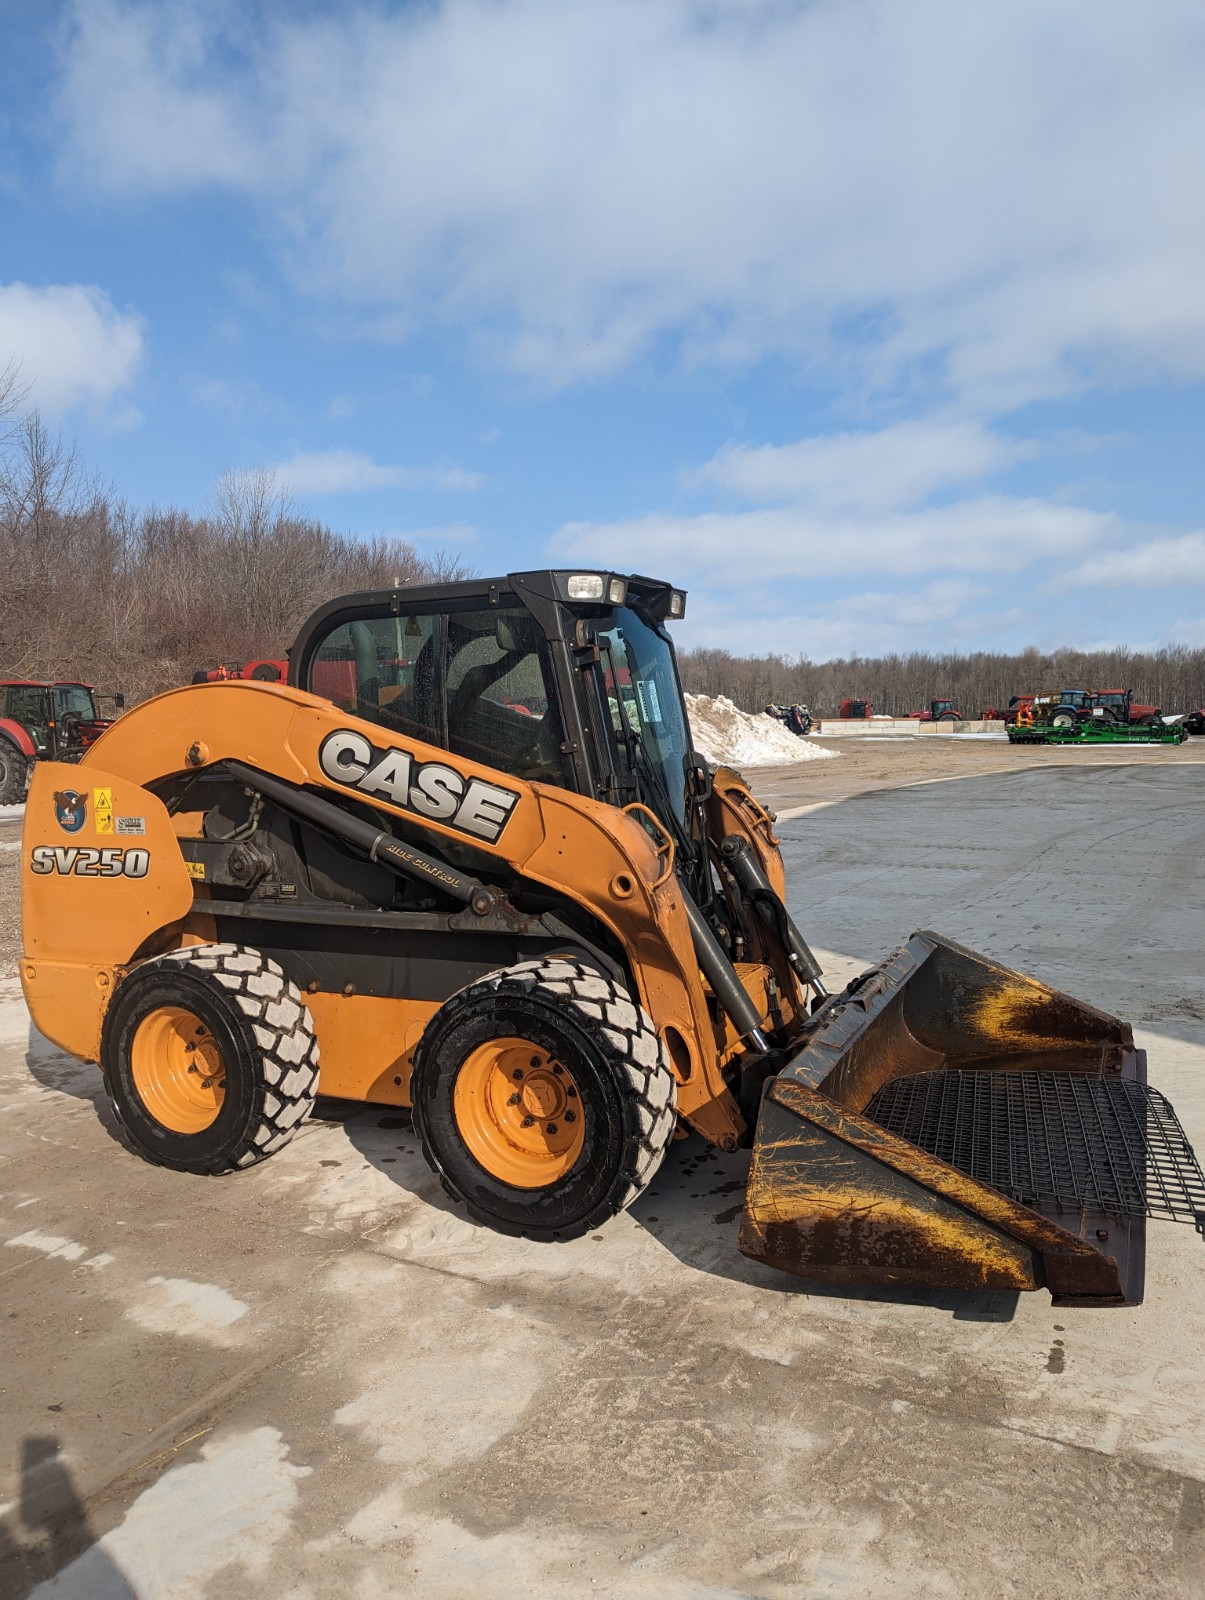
[566,573,605,601]
[606,577,627,605]
[668,590,686,618]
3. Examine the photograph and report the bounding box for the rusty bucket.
[739,933,1205,1305]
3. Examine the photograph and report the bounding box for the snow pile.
[685,695,837,768]
[0,804,25,823]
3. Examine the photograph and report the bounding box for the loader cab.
[291,569,694,842]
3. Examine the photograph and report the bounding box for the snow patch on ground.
[0,981,28,1046]
[0,803,25,822]
[126,1276,251,1342]
[686,695,837,769]
[5,1229,88,1261]
[29,1426,308,1599]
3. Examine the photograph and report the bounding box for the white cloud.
[1065,531,1205,588]
[52,1,1205,397]
[695,420,1035,512]
[273,449,483,495]
[0,281,143,414]
[679,577,1036,659]
[557,495,1116,584]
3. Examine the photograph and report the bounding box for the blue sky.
[2,0,1204,659]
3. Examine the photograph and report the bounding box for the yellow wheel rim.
[131,1005,226,1134]
[453,1037,586,1189]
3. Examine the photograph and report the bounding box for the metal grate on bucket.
[864,1072,1205,1231]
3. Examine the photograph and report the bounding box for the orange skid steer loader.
[20,571,1205,1304]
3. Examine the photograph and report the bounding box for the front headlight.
[566,573,605,600]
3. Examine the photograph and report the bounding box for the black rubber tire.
[0,738,29,805]
[938,712,958,722]
[411,958,677,1240]
[100,943,320,1174]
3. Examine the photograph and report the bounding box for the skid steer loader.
[19,571,1205,1304]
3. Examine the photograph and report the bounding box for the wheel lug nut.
[512,1069,524,1080]
[521,1116,535,1128]
[529,1056,541,1069]
[564,1111,576,1123]
[507,1093,521,1106]
[201,1077,213,1089]
[547,1122,558,1134]
[552,1064,563,1076]
[567,1086,577,1098]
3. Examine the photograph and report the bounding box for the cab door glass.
[309,613,443,747]
[445,609,565,785]
[8,688,51,752]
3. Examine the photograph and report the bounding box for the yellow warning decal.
[93,787,114,835]
[185,860,206,881]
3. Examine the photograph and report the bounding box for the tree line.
[0,373,468,702]
[2,370,1200,716]
[677,642,1205,718]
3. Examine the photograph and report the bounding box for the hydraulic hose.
[680,888,768,1054]
[223,760,494,909]
[718,834,827,997]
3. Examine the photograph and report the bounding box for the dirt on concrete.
[748,727,1205,813]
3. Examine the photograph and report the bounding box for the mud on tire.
[100,943,320,1174]
[411,958,677,1240]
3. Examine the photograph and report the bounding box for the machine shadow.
[0,1436,132,1600]
[629,1134,1021,1323]
[333,1101,1019,1323]
[23,1025,129,1152]
[330,1099,471,1224]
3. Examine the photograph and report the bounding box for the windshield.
[55,686,98,719]
[596,607,690,828]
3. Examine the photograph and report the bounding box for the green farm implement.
[1008,720,1186,747]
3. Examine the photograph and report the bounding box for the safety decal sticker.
[30,846,150,878]
[115,816,146,835]
[53,790,87,834]
[94,787,114,834]
[185,860,206,881]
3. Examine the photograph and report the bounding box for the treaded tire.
[411,958,677,1241]
[0,738,29,805]
[100,943,320,1174]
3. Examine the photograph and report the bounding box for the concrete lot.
[1,760,1203,1598]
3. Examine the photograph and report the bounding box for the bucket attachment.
[739,933,1205,1305]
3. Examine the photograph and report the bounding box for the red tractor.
[0,679,124,804]
[1087,688,1162,727]
[905,698,961,722]
[836,698,873,718]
